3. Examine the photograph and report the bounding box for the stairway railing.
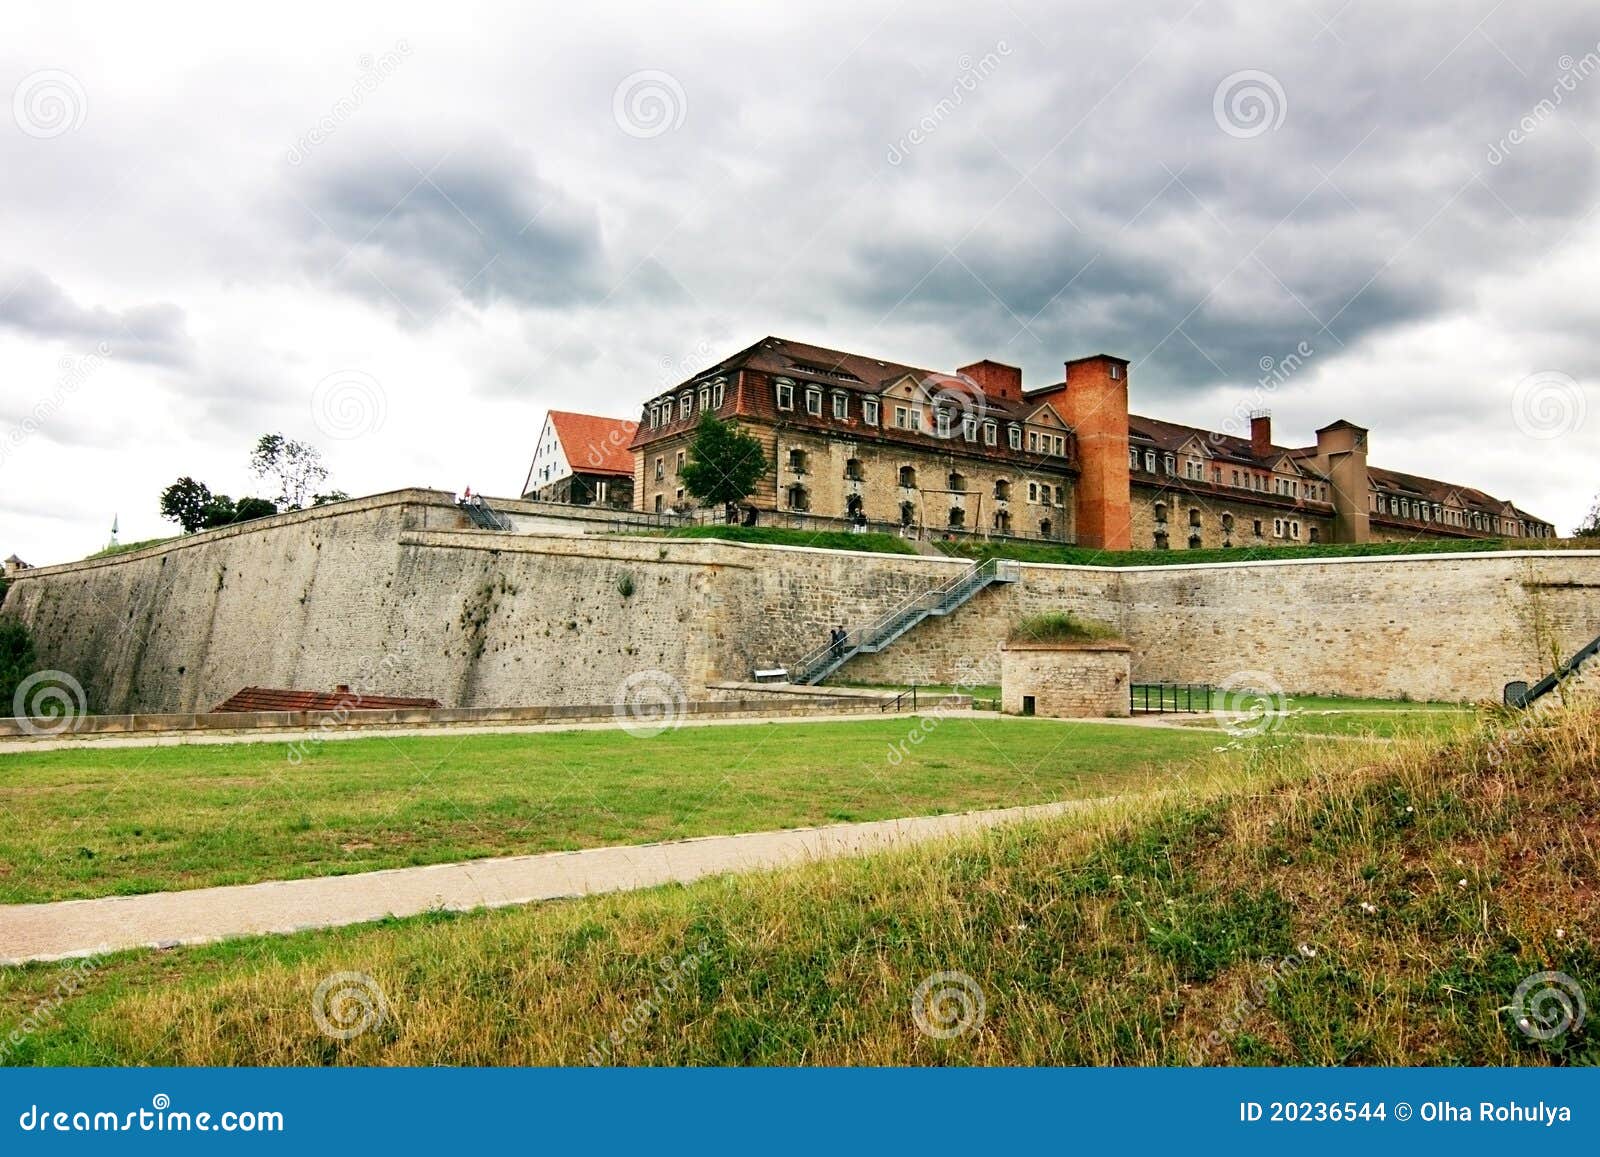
[1506,632,1600,707]
[785,558,1018,685]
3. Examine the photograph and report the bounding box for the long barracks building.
[627,335,1557,550]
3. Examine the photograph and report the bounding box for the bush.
[0,617,38,711]
[1008,611,1122,643]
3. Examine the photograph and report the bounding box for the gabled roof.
[1367,466,1502,511]
[548,410,638,477]
[212,687,442,713]
[1126,413,1321,474]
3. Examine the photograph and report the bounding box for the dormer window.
[936,409,952,438]
[776,380,794,411]
[862,398,879,425]
[832,392,848,420]
[1129,448,1141,470]
[1145,451,1157,473]
[805,388,822,416]
[1008,424,1021,450]
[712,379,725,408]
[679,393,692,420]
[1163,453,1176,475]
[983,421,997,446]
[962,417,977,441]
[699,385,711,411]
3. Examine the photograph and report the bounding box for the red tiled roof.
[549,411,638,476]
[211,687,442,713]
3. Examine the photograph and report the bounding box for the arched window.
[846,494,864,517]
[787,448,808,473]
[899,501,916,526]
[845,457,863,482]
[994,479,1011,501]
[786,485,810,512]
[1189,507,1201,528]
[948,471,966,493]
[1040,518,1053,538]
[1153,502,1168,524]
[1221,513,1235,532]
[947,507,965,528]
[899,465,917,488]
[993,510,1011,533]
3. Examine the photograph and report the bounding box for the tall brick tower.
[1312,420,1371,544]
[1052,354,1132,551]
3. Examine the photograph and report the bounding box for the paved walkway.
[0,799,1099,965]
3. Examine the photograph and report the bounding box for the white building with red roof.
[521,410,638,509]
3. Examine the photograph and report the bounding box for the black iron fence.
[1130,683,1214,714]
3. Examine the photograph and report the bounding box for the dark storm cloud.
[285,141,606,322]
[0,267,192,366]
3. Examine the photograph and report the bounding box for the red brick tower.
[1055,355,1132,551]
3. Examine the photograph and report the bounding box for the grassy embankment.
[0,717,1216,904]
[1,697,1593,1065]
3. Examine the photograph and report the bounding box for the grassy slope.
[3,701,1594,1066]
[641,526,919,554]
[945,537,1586,568]
[0,718,1215,904]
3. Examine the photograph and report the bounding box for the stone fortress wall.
[3,489,1597,714]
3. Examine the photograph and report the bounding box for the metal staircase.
[1505,632,1600,707]
[780,558,1021,685]
[459,497,513,531]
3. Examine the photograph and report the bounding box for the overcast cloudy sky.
[3,0,1598,563]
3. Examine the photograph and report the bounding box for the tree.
[249,433,329,511]
[233,497,278,522]
[160,477,215,533]
[0,617,38,713]
[311,491,350,507]
[199,494,238,529]
[680,413,768,509]
[1578,491,1600,539]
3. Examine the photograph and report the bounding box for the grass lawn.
[3,700,1592,1066]
[0,717,1218,904]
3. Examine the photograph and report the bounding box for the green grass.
[4,700,1594,1066]
[1275,710,1480,740]
[0,717,1217,904]
[945,537,1585,568]
[639,525,918,554]
[1008,611,1122,643]
[84,536,176,559]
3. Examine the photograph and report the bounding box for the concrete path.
[0,799,1098,965]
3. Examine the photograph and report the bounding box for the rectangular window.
[863,398,879,425]
[895,406,909,429]
[1009,426,1022,450]
[675,451,685,473]
[984,422,997,446]
[1232,470,1241,487]
[679,394,691,420]
[1145,451,1156,473]
[699,386,710,411]
[1028,482,1038,502]
[910,409,922,431]
[805,389,822,416]
[713,381,725,408]
[832,393,848,420]
[1129,448,1140,470]
[1029,431,1039,451]
[1163,453,1175,474]
[654,457,664,481]
[1055,436,1066,456]
[963,417,977,441]
[936,411,951,437]
[1109,364,1122,380]
[776,382,794,411]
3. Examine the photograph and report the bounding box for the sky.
[2,0,1598,564]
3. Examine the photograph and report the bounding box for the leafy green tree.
[232,497,278,522]
[160,477,215,533]
[0,617,38,712]
[249,433,329,511]
[680,413,768,509]
[200,494,238,529]
[1577,492,1600,539]
[311,491,350,507]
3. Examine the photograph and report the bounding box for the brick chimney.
[1250,410,1272,459]
[956,360,1022,403]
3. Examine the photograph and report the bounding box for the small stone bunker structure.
[1001,613,1131,718]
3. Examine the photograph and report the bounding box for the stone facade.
[2,489,1596,713]
[1001,640,1131,718]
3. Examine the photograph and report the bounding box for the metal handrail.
[790,559,1010,684]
